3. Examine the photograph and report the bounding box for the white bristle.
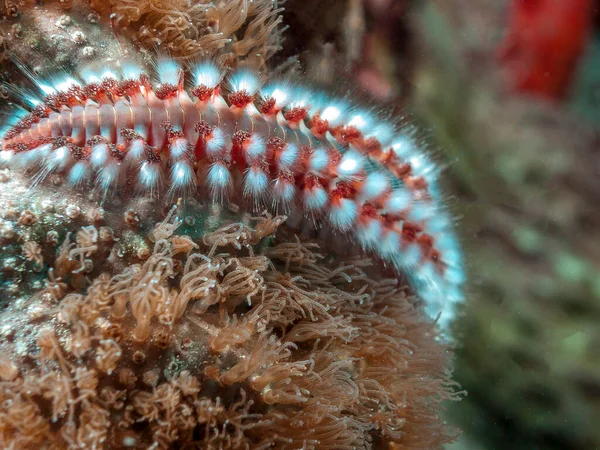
[96,164,120,192]
[170,161,196,193]
[261,84,292,109]
[156,58,181,86]
[79,68,102,84]
[245,134,266,163]
[121,60,144,80]
[101,70,119,81]
[273,178,296,207]
[395,244,422,268]
[229,70,259,94]
[169,138,189,161]
[303,185,328,212]
[329,198,357,231]
[427,214,450,234]
[243,166,269,199]
[37,82,57,96]
[193,61,221,88]
[207,162,232,203]
[360,172,390,201]
[409,153,439,184]
[357,218,383,250]
[377,230,400,257]
[337,150,363,180]
[24,96,41,107]
[366,123,394,147]
[46,146,71,172]
[138,162,161,192]
[444,266,466,285]
[307,147,329,176]
[407,202,434,223]
[91,144,109,169]
[347,112,372,133]
[55,77,80,92]
[31,144,52,163]
[0,150,14,164]
[68,161,90,187]
[14,143,52,169]
[391,135,417,159]
[321,104,345,128]
[277,143,298,170]
[288,87,312,109]
[384,189,412,214]
[206,128,226,158]
[125,140,145,164]
[416,263,439,289]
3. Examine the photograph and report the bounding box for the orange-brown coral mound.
[88,0,284,64]
[0,216,461,449]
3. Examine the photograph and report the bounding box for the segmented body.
[0,59,464,322]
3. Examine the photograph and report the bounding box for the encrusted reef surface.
[0,191,461,448]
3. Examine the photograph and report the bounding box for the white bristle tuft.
[347,111,373,133]
[205,128,226,158]
[391,135,417,159]
[377,230,400,257]
[409,153,439,184]
[244,134,265,163]
[55,77,80,92]
[14,143,52,170]
[46,146,71,172]
[96,164,120,193]
[277,143,298,170]
[329,198,357,231]
[287,87,312,109]
[307,147,329,176]
[101,70,119,81]
[337,149,363,180]
[360,172,390,201]
[169,138,189,161]
[138,162,161,193]
[395,244,422,268]
[366,123,394,146]
[169,161,196,194]
[357,218,383,250]
[229,70,259,94]
[407,203,435,223]
[321,104,346,128]
[121,60,144,80]
[261,84,292,109]
[427,214,450,234]
[79,68,103,85]
[243,166,269,199]
[384,189,412,214]
[415,263,439,293]
[0,150,14,165]
[193,61,221,88]
[207,162,232,203]
[37,82,57,96]
[444,266,466,285]
[272,178,296,208]
[125,140,145,164]
[156,58,181,86]
[68,161,90,187]
[303,184,328,212]
[91,144,109,169]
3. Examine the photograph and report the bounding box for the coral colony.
[0,3,464,449]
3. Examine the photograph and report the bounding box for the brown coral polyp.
[0,216,461,449]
